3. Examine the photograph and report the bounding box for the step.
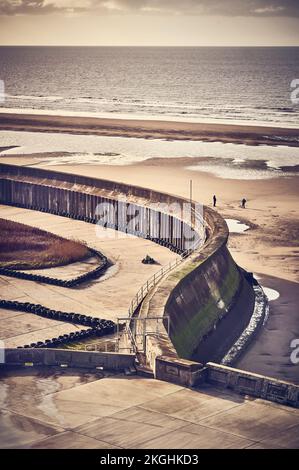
[135,364,155,379]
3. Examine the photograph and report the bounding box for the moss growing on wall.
[170,257,241,359]
[168,260,202,283]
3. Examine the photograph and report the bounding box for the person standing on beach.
[213,195,217,207]
[241,198,247,208]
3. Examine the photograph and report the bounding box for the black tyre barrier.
[0,246,109,288]
[26,326,107,349]
[0,298,116,348]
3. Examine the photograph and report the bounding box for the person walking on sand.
[241,198,247,208]
[213,195,217,207]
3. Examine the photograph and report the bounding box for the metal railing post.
[125,204,206,353]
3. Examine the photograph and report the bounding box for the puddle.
[253,274,280,301]
[262,287,280,301]
[186,163,286,180]
[36,378,65,426]
[0,383,9,408]
[225,218,250,233]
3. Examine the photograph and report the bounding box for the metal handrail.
[127,207,205,317]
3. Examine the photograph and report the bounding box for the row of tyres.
[0,299,116,348]
[0,247,108,288]
[19,328,107,349]
[147,237,183,255]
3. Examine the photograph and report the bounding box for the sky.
[0,0,299,46]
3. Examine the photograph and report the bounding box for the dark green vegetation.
[0,218,91,269]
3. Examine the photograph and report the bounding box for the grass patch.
[0,218,92,270]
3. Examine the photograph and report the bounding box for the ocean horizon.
[1,46,299,127]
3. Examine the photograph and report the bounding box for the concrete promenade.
[0,367,298,449]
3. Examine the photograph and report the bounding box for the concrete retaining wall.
[153,357,299,408]
[206,362,299,408]
[140,211,255,365]
[1,348,135,370]
[0,167,201,253]
[0,163,199,207]
[155,355,204,388]
[165,246,243,359]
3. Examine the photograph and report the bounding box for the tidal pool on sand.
[1,130,299,180]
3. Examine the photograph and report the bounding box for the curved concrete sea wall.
[0,163,256,368]
[0,164,201,254]
[166,215,239,359]
[138,205,255,367]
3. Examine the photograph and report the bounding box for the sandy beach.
[0,112,299,147]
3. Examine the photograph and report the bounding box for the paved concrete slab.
[0,368,298,449]
[75,416,170,448]
[0,368,113,435]
[29,431,121,449]
[111,406,188,430]
[0,309,86,348]
[136,427,253,449]
[197,399,299,442]
[257,423,299,448]
[141,387,244,422]
[51,376,182,413]
[0,409,64,449]
[22,255,101,281]
[245,442,285,449]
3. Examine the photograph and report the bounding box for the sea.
[0,46,299,127]
[0,46,299,179]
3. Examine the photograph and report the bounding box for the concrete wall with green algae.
[140,205,255,364]
[166,245,242,359]
[139,202,254,367]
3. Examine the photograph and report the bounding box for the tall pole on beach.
[190,179,193,228]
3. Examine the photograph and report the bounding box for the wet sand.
[236,274,299,384]
[0,112,299,146]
